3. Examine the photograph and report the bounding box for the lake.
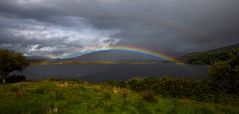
[22,63,208,82]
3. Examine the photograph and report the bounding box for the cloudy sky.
[0,0,239,58]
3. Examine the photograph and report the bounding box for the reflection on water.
[23,63,207,82]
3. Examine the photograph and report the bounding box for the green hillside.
[179,43,239,65]
[0,80,239,114]
[210,43,239,52]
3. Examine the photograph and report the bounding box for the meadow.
[0,80,239,114]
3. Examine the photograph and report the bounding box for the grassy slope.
[0,80,239,114]
[179,49,233,65]
[179,43,239,65]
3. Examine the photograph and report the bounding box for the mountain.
[26,56,52,64]
[209,43,239,52]
[26,56,51,60]
[66,50,164,62]
[179,43,239,64]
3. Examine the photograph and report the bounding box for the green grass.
[0,80,239,114]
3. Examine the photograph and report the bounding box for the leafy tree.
[0,49,29,85]
[208,48,239,94]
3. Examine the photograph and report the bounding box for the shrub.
[139,90,158,103]
[6,74,26,83]
[107,77,216,102]
[0,49,29,85]
[208,48,239,94]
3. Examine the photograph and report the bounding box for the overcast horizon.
[0,0,239,58]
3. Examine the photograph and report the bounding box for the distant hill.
[65,49,164,62]
[26,56,51,60]
[209,43,239,52]
[26,56,52,64]
[26,50,169,64]
[179,43,239,65]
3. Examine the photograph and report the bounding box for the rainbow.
[105,45,179,63]
[52,45,179,63]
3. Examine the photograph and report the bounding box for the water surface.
[23,63,207,82]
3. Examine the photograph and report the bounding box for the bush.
[0,49,29,85]
[6,74,26,83]
[153,78,212,99]
[107,77,215,102]
[208,48,239,94]
[139,90,158,103]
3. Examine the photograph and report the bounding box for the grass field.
[0,80,239,114]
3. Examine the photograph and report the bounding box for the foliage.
[107,77,216,102]
[6,74,26,83]
[0,49,29,84]
[139,90,158,103]
[106,76,239,105]
[208,48,239,94]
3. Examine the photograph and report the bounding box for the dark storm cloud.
[0,0,239,57]
[0,16,120,57]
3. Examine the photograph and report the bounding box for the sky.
[0,0,239,58]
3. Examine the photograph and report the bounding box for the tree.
[208,48,239,94]
[0,49,29,85]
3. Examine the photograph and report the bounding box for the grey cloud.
[0,16,120,58]
[0,0,239,57]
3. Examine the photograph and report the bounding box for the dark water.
[23,64,207,82]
